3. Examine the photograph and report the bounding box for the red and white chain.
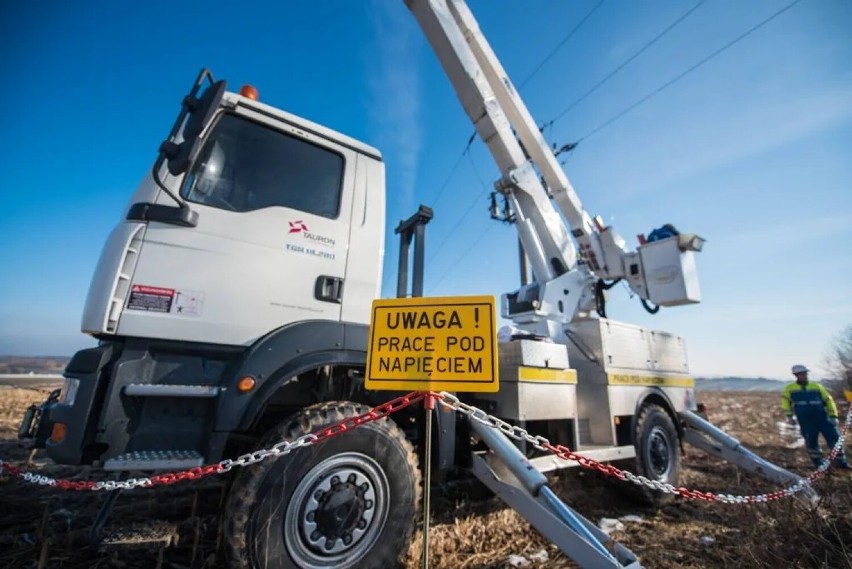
[0,392,426,491]
[2,390,848,504]
[436,392,851,504]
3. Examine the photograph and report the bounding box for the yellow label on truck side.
[518,366,577,383]
[607,373,695,388]
[365,295,498,392]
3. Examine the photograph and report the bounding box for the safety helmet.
[791,364,810,375]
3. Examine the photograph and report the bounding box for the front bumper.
[18,345,115,465]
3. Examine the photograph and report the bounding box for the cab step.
[99,521,179,548]
[103,450,204,471]
[124,384,220,397]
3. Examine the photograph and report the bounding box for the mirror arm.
[148,69,218,217]
[151,158,190,210]
[149,70,216,211]
[165,69,215,143]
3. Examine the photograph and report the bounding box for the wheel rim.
[284,452,389,568]
[646,425,672,480]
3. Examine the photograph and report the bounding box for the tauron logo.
[289,220,309,234]
[287,219,336,248]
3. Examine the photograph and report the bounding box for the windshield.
[182,113,344,218]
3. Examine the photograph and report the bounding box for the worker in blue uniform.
[781,364,849,470]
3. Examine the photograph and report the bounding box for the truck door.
[119,109,356,346]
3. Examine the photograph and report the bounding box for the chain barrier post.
[421,392,437,569]
[362,296,500,566]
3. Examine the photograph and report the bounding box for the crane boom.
[407,0,576,284]
[407,0,703,337]
[424,0,610,272]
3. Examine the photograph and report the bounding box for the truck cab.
[85,82,386,344]
[37,73,389,469]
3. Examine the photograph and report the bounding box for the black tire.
[224,401,421,569]
[632,403,681,506]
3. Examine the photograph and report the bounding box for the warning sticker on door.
[127,285,175,312]
[127,285,204,317]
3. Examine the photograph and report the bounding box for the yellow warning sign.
[366,295,499,392]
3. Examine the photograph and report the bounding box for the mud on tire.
[224,401,421,569]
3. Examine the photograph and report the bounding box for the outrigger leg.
[679,410,818,502]
[468,420,642,569]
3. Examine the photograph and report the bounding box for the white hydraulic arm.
[407,0,578,285]
[407,0,703,332]
[421,0,617,271]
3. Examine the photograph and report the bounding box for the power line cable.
[518,0,606,89]
[425,151,491,271]
[423,1,801,291]
[426,0,702,282]
[576,0,804,143]
[426,133,478,207]
[427,12,606,269]
[465,145,491,190]
[426,0,604,282]
[450,0,605,173]
[430,223,498,290]
[547,0,708,127]
[430,0,603,221]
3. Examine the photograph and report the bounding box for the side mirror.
[162,78,227,176]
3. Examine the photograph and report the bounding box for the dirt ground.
[1,386,850,569]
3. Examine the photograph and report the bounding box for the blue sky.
[1,0,850,379]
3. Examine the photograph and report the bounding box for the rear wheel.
[225,401,421,569]
[632,403,681,506]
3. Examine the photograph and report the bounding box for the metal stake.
[422,393,435,568]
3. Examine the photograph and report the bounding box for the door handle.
[315,275,344,304]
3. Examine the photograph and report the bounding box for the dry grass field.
[1,386,850,568]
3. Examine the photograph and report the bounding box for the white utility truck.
[19,1,812,568]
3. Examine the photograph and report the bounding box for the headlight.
[59,378,81,406]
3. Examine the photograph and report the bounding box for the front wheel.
[224,401,421,569]
[632,403,681,506]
